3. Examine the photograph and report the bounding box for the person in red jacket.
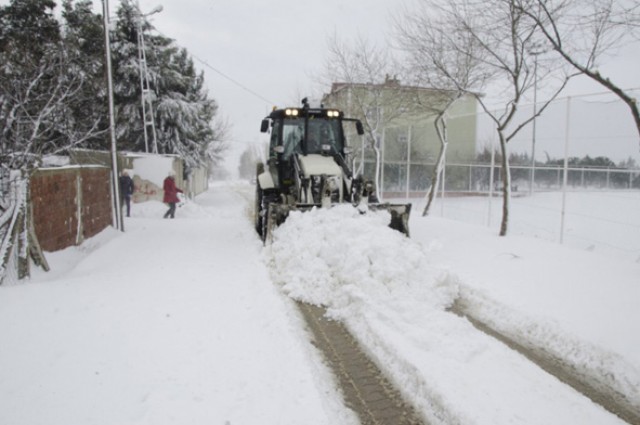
[162,171,183,219]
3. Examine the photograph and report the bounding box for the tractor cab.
[260,99,364,196]
[260,99,362,161]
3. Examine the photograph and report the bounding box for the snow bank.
[267,204,458,315]
[266,204,630,425]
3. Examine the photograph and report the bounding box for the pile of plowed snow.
[266,205,458,316]
[265,204,633,425]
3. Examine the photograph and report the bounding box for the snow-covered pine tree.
[110,0,227,167]
[155,47,222,168]
[110,0,151,153]
[60,0,109,151]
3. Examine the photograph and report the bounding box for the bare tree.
[516,0,640,148]
[395,3,492,216]
[0,46,104,284]
[402,0,573,235]
[0,0,105,172]
[205,114,231,166]
[0,0,102,283]
[0,48,102,171]
[320,34,419,200]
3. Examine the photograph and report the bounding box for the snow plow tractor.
[254,99,411,243]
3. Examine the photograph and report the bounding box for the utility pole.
[102,0,123,231]
[529,44,546,195]
[135,2,162,154]
[530,52,539,195]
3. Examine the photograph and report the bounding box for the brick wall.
[30,167,113,252]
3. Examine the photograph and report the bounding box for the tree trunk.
[372,129,384,201]
[423,113,448,216]
[587,71,640,150]
[0,175,49,285]
[498,131,511,236]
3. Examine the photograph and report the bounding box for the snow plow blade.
[368,202,412,237]
[263,202,411,243]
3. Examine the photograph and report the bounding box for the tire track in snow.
[298,302,428,425]
[450,299,640,425]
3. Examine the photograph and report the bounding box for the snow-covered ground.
[424,190,640,263]
[0,181,638,425]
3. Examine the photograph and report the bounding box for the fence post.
[380,127,386,201]
[560,96,571,244]
[440,150,446,216]
[488,136,496,227]
[406,126,412,199]
[75,171,84,246]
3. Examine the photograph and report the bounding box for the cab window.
[269,120,282,158]
[282,118,304,159]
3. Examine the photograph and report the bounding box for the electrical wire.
[143,20,276,107]
[189,54,275,106]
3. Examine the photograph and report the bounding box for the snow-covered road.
[0,181,637,425]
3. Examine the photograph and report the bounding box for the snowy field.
[420,190,640,263]
[0,181,638,425]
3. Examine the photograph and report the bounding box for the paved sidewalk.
[298,302,427,425]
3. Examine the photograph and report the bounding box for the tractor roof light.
[326,110,339,118]
[285,108,299,117]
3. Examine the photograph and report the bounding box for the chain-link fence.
[374,161,640,196]
[363,160,640,262]
[353,90,640,262]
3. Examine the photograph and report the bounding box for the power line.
[145,22,275,107]
[191,54,275,106]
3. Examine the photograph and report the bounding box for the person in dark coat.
[119,170,134,217]
[163,171,183,219]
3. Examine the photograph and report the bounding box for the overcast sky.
[128,0,402,146]
[2,0,638,163]
[125,0,640,162]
